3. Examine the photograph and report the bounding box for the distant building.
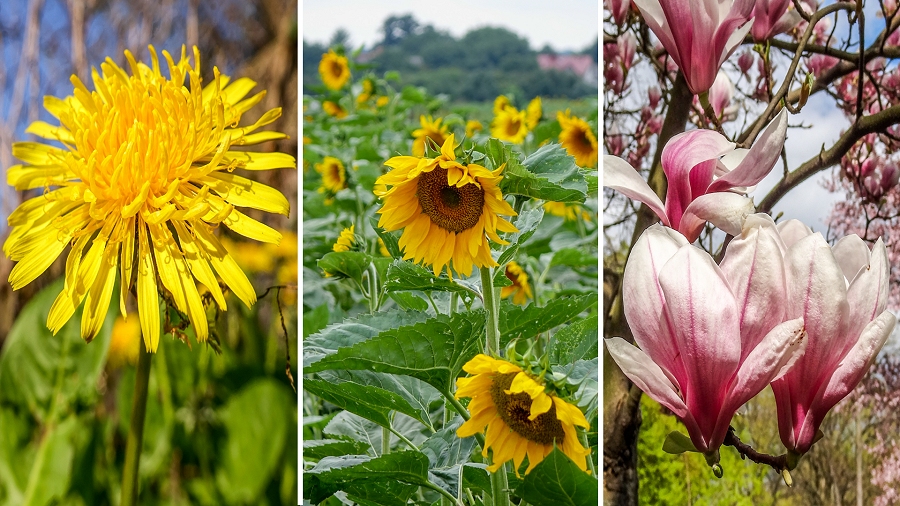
[537,53,598,87]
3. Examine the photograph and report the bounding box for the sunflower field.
[302,47,600,505]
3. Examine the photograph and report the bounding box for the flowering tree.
[603,0,900,503]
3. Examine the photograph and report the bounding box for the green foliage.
[515,448,599,506]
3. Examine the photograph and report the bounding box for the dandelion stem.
[121,341,152,506]
[480,266,501,355]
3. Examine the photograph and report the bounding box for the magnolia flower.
[606,0,631,26]
[606,224,806,458]
[707,72,739,122]
[632,0,755,94]
[604,109,787,242]
[769,220,896,457]
[751,0,802,42]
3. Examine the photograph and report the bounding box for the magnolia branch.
[722,427,792,484]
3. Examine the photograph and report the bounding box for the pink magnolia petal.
[605,337,690,420]
[771,8,802,36]
[719,220,788,355]
[708,109,788,193]
[632,0,681,64]
[679,191,755,242]
[623,225,689,383]
[662,129,735,228]
[845,238,890,337]
[831,234,870,283]
[603,155,670,227]
[716,16,753,71]
[657,244,741,439]
[776,219,813,249]
[817,311,895,415]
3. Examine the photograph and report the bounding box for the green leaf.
[304,452,432,505]
[462,464,491,494]
[303,303,329,338]
[323,411,383,453]
[370,215,402,259]
[317,251,372,285]
[514,448,598,506]
[384,260,479,302]
[495,207,545,268]
[499,142,587,203]
[499,294,597,344]
[388,292,429,311]
[304,378,431,429]
[215,379,294,504]
[549,248,598,269]
[568,359,598,418]
[303,309,430,367]
[306,311,486,393]
[420,418,478,496]
[303,439,372,461]
[549,317,599,364]
[318,370,442,431]
[662,431,699,455]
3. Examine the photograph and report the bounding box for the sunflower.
[322,100,347,118]
[456,354,591,475]
[500,261,532,305]
[465,119,483,138]
[4,46,294,351]
[412,115,449,157]
[315,156,347,194]
[356,77,375,105]
[332,225,356,252]
[491,106,528,144]
[375,134,518,277]
[377,237,391,257]
[319,49,351,90]
[525,97,542,130]
[493,95,511,115]
[557,110,598,168]
[375,96,390,108]
[543,201,593,223]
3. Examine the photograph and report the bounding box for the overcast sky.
[303,0,599,53]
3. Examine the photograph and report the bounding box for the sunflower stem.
[489,464,511,506]
[121,341,152,506]
[382,422,391,455]
[480,266,501,355]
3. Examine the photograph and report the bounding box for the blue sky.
[303,0,599,53]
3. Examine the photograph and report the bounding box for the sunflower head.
[374,134,518,277]
[456,354,591,476]
[465,119,483,138]
[332,225,357,252]
[4,45,295,351]
[322,100,347,118]
[493,95,511,115]
[357,77,376,105]
[500,261,533,305]
[412,115,449,157]
[315,156,347,195]
[375,96,390,108]
[543,201,592,223]
[491,106,528,144]
[525,97,542,130]
[319,49,351,90]
[557,110,598,168]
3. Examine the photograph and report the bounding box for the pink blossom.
[632,0,755,94]
[606,0,631,26]
[769,220,896,456]
[738,51,754,74]
[604,110,788,242]
[806,53,838,79]
[750,0,801,42]
[708,72,739,122]
[606,222,806,457]
[648,86,662,109]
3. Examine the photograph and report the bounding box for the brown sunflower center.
[490,372,566,445]
[572,128,593,153]
[330,60,344,78]
[506,119,522,136]
[416,168,484,233]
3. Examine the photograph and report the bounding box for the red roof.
[537,53,595,76]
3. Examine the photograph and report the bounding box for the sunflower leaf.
[384,260,480,302]
[304,309,431,367]
[499,294,597,345]
[304,378,429,430]
[303,452,431,505]
[305,311,486,394]
[548,316,599,364]
[303,439,372,461]
[495,207,545,269]
[496,142,587,204]
[514,448,599,506]
[370,215,402,258]
[420,418,478,496]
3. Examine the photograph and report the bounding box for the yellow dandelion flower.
[491,106,528,144]
[332,225,356,252]
[525,97,542,130]
[375,134,518,277]
[456,354,592,476]
[500,261,532,305]
[319,49,351,90]
[322,100,347,118]
[4,45,295,351]
[465,119,483,138]
[557,110,598,168]
[493,95,511,115]
[543,201,593,223]
[107,316,141,368]
[315,156,347,194]
[412,115,449,157]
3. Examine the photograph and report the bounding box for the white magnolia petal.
[708,109,788,192]
[603,155,670,226]
[605,337,689,419]
[679,192,754,242]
